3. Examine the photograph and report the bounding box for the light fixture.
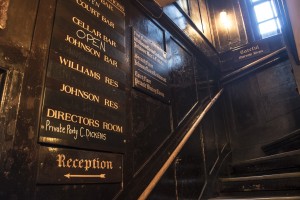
[0,0,10,29]
[220,10,231,30]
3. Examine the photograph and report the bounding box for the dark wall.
[217,9,300,162]
[220,34,285,73]
[0,0,39,198]
[163,1,219,65]
[207,0,248,52]
[225,58,300,162]
[4,0,300,199]
[0,0,228,199]
[148,95,229,199]
[188,0,214,44]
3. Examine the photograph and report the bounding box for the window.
[176,0,190,15]
[250,0,281,39]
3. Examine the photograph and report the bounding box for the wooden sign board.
[37,147,122,184]
[39,0,127,153]
[132,29,170,103]
[233,41,270,62]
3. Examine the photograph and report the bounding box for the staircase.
[209,149,300,199]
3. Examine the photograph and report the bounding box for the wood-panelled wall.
[0,0,230,199]
[207,0,248,52]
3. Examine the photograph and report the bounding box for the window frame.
[175,0,190,15]
[247,0,281,39]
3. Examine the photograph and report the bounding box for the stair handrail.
[138,89,224,200]
[221,47,287,84]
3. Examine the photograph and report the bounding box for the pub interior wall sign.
[0,0,10,29]
[132,29,171,103]
[39,0,127,153]
[37,147,122,184]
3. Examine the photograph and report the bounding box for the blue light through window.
[251,0,281,38]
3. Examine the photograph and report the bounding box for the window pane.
[254,2,274,22]
[176,0,189,14]
[258,19,279,38]
[271,0,278,17]
[276,18,281,30]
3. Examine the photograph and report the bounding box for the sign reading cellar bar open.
[39,0,126,156]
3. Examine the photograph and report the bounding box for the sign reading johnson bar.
[39,0,126,153]
[37,147,122,184]
[51,0,126,69]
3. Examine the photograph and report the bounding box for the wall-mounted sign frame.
[132,29,170,103]
[233,40,270,62]
[39,0,127,153]
[37,147,123,184]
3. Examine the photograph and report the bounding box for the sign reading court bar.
[39,0,127,153]
[37,147,122,184]
[132,29,170,103]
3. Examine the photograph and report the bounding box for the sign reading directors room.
[39,0,127,153]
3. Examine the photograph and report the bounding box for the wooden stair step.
[262,129,300,155]
[209,196,300,200]
[220,172,300,193]
[232,150,300,175]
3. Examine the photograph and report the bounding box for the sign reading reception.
[37,147,122,184]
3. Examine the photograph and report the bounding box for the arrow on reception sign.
[64,173,106,179]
